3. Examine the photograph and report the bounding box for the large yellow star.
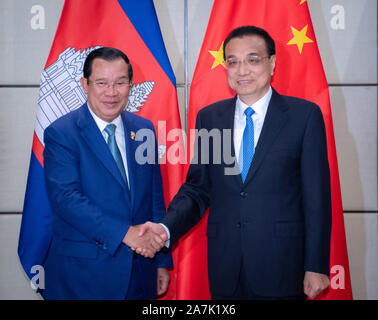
[209,41,226,69]
[300,0,306,4]
[287,24,313,54]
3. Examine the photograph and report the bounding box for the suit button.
[240,191,247,197]
[236,222,241,228]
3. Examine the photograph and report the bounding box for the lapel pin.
[130,131,135,140]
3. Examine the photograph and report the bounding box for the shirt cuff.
[159,223,170,248]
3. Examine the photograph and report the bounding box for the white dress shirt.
[233,86,272,164]
[87,104,130,188]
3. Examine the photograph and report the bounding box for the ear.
[269,55,276,75]
[80,77,89,94]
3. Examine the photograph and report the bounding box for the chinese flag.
[18,0,183,300]
[177,0,352,299]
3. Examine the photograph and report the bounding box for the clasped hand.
[122,222,168,258]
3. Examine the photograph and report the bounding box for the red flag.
[179,0,352,299]
[18,0,184,299]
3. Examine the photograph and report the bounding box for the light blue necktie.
[104,124,127,183]
[240,107,255,182]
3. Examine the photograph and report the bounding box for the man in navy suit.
[140,26,332,300]
[42,47,172,299]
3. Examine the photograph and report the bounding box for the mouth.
[237,80,253,85]
[102,101,119,107]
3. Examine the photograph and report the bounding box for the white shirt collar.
[87,103,124,134]
[236,86,272,118]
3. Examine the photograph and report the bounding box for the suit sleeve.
[43,125,129,256]
[301,104,332,275]
[148,123,173,268]
[162,111,211,245]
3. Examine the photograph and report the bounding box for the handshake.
[122,222,168,258]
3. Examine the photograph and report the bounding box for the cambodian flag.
[18,0,183,299]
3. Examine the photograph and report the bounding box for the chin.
[100,112,120,122]
[237,89,257,97]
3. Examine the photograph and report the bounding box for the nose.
[237,60,250,75]
[236,60,249,76]
[104,84,118,95]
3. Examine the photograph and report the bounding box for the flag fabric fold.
[18,0,183,299]
[178,0,352,300]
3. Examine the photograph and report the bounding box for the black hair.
[223,26,276,59]
[83,47,133,81]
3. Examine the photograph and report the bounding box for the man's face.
[81,58,132,122]
[225,35,276,106]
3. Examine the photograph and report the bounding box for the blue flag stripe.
[117,0,177,87]
[18,152,53,279]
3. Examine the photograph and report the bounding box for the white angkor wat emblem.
[35,46,156,147]
[126,81,154,113]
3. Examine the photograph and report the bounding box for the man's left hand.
[303,271,329,299]
[157,268,170,296]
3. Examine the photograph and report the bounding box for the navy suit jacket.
[42,103,172,299]
[163,89,332,297]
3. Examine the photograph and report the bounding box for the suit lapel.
[243,90,289,185]
[77,103,127,189]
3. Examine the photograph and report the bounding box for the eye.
[247,57,259,65]
[96,81,107,87]
[227,60,237,67]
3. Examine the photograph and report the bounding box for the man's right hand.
[133,222,169,257]
[122,224,165,258]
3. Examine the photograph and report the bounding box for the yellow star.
[209,41,226,69]
[300,0,306,4]
[287,24,313,54]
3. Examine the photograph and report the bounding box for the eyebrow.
[226,53,260,59]
[93,75,129,81]
[114,76,129,82]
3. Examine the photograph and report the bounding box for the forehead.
[225,35,268,57]
[91,58,128,75]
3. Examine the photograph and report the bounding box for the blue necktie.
[104,124,127,183]
[240,107,255,182]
